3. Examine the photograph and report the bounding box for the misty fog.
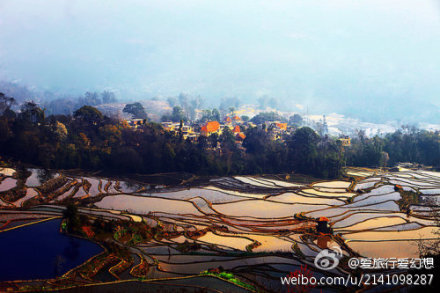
[0,0,439,124]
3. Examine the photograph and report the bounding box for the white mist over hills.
[1,79,440,137]
[0,0,439,128]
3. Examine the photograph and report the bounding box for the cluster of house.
[125,119,148,128]
[124,115,352,147]
[338,136,351,147]
[159,115,289,144]
[160,115,246,141]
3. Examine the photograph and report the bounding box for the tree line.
[1,93,440,179]
[345,126,440,168]
[0,94,344,178]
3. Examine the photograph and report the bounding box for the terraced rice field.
[0,167,439,292]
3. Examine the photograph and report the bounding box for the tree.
[178,93,190,119]
[74,106,103,124]
[211,108,220,121]
[0,92,16,114]
[189,96,203,120]
[19,101,45,124]
[63,203,80,233]
[161,106,187,122]
[111,147,143,172]
[101,91,117,104]
[80,91,101,106]
[197,135,209,150]
[44,98,76,115]
[289,114,303,126]
[345,133,384,167]
[209,133,219,148]
[123,102,148,119]
[243,127,269,154]
[220,127,236,151]
[167,97,177,107]
[250,112,285,124]
[287,127,319,175]
[199,108,220,123]
[54,121,68,140]
[200,110,212,123]
[0,118,12,143]
[219,97,240,115]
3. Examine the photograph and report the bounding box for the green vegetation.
[250,111,286,124]
[37,175,68,195]
[161,106,187,122]
[43,91,117,116]
[397,190,419,213]
[289,113,303,126]
[62,203,81,233]
[123,102,148,119]
[345,127,440,168]
[200,108,221,122]
[3,93,440,179]
[292,242,304,258]
[0,95,344,178]
[287,127,343,178]
[201,270,256,292]
[176,240,201,252]
[74,105,104,124]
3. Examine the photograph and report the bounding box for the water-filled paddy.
[343,226,440,241]
[0,168,16,176]
[197,232,253,250]
[332,212,407,228]
[301,188,355,198]
[95,194,204,216]
[348,240,420,258]
[213,200,330,218]
[0,219,102,281]
[0,178,17,192]
[3,166,440,292]
[25,169,44,187]
[268,192,345,205]
[142,187,248,203]
[13,188,38,207]
[333,216,407,231]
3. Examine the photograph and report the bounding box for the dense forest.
[345,126,440,168]
[1,93,440,179]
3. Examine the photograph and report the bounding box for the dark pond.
[0,219,102,281]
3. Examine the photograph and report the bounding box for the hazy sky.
[0,0,439,121]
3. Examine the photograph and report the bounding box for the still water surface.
[0,219,102,281]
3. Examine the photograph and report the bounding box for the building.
[275,122,287,131]
[160,122,197,140]
[264,121,289,141]
[232,115,241,123]
[181,125,196,140]
[316,217,332,234]
[126,119,147,129]
[160,121,180,131]
[236,132,246,141]
[338,136,351,147]
[201,121,220,136]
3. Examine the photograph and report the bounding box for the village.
[125,111,351,149]
[162,115,288,143]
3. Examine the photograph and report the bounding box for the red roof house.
[201,121,220,136]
